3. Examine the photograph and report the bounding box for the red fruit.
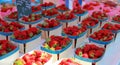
[88,50,95,58]
[34,50,42,57]
[55,46,62,50]
[95,49,104,58]
[82,53,89,58]
[0,50,7,56]
[35,61,42,65]
[75,48,82,56]
[83,44,91,53]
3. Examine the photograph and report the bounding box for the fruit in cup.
[83,4,94,10]
[0,18,6,25]
[63,26,87,36]
[1,4,13,12]
[102,23,120,32]
[7,11,18,19]
[14,50,52,65]
[12,27,41,40]
[90,30,114,41]
[21,14,42,22]
[43,35,71,51]
[32,5,41,13]
[0,22,24,32]
[42,8,58,16]
[40,2,54,7]
[37,19,60,28]
[56,12,76,20]
[0,40,17,56]
[113,15,120,23]
[81,17,99,27]
[59,58,82,65]
[56,4,69,11]
[71,7,86,14]
[75,44,105,59]
[92,11,108,20]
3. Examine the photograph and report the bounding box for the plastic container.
[74,43,105,65]
[10,33,41,53]
[19,17,44,29]
[41,41,73,62]
[37,24,62,39]
[0,45,19,65]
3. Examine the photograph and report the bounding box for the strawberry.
[56,4,69,11]
[63,26,87,36]
[7,11,18,19]
[22,14,42,22]
[92,11,108,19]
[43,35,71,51]
[0,50,7,56]
[37,19,60,28]
[40,2,54,7]
[12,27,41,40]
[82,53,89,58]
[55,46,62,50]
[90,30,114,41]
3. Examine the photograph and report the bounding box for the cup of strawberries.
[62,25,87,48]
[56,12,77,27]
[13,50,53,65]
[42,8,59,19]
[40,2,55,10]
[71,7,87,16]
[37,19,62,39]
[89,29,114,45]
[81,17,100,36]
[74,43,105,65]
[5,11,18,21]
[10,27,41,53]
[112,15,120,24]
[56,4,69,13]
[31,5,42,14]
[41,35,72,61]
[92,11,108,22]
[19,14,43,24]
[0,22,24,40]
[0,40,19,65]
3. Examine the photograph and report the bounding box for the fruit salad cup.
[62,25,87,48]
[13,50,53,65]
[37,19,62,39]
[56,12,77,28]
[19,14,43,29]
[54,58,82,65]
[0,40,19,65]
[10,27,42,53]
[0,22,24,40]
[74,43,105,65]
[81,17,100,37]
[41,35,73,62]
[89,29,114,48]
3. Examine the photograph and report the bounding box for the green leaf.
[46,38,51,43]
